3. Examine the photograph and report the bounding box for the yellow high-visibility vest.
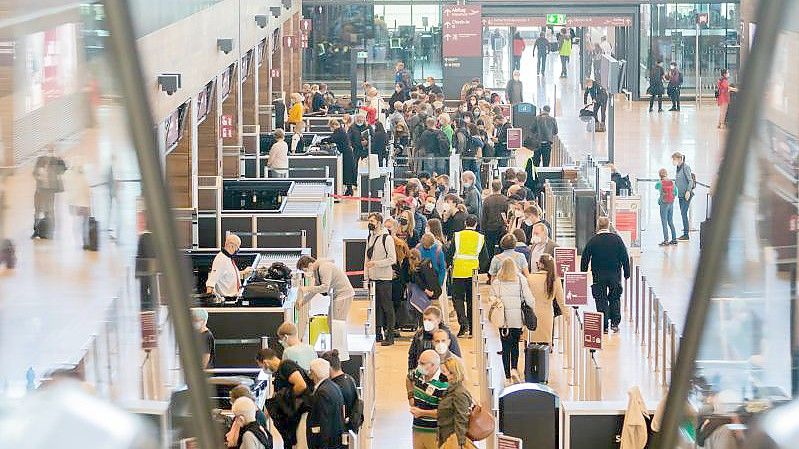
[452,229,484,279]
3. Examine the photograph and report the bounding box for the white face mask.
[434,342,448,355]
[423,319,436,332]
[425,202,435,213]
[193,321,203,331]
[531,235,543,245]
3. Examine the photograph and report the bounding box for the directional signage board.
[554,247,577,278]
[546,13,567,26]
[564,271,589,306]
[583,311,603,350]
[507,128,522,150]
[442,5,482,58]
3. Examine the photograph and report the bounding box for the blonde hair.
[328,118,341,130]
[497,257,518,282]
[443,357,465,384]
[420,233,436,249]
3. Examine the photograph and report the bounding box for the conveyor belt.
[255,248,312,270]
[282,199,322,214]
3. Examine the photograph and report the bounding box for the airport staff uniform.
[451,229,485,334]
[304,259,356,322]
[206,249,242,299]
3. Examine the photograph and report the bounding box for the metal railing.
[623,258,680,387]
[471,270,499,449]
[561,307,603,400]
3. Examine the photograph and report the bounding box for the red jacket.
[513,37,526,56]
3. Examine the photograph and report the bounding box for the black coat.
[580,231,631,282]
[348,123,372,160]
[410,260,442,299]
[372,129,388,157]
[443,210,467,242]
[307,379,347,449]
[323,129,356,186]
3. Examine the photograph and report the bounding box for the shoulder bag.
[466,391,496,441]
[519,278,538,331]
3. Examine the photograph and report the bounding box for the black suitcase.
[87,217,99,251]
[524,342,549,383]
[0,238,16,269]
[699,193,711,249]
[395,300,420,332]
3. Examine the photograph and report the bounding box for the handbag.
[466,400,495,441]
[519,279,537,331]
[487,295,506,329]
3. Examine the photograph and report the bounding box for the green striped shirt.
[409,369,449,432]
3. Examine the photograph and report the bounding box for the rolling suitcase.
[699,193,711,249]
[395,300,420,332]
[524,342,549,383]
[309,315,329,346]
[87,216,99,251]
[0,239,15,269]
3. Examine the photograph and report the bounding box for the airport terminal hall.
[2,0,799,448]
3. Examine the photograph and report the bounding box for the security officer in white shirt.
[206,234,252,299]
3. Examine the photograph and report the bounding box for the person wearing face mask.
[441,194,467,242]
[527,254,566,346]
[434,174,455,214]
[672,152,695,241]
[423,76,443,96]
[396,209,416,245]
[408,306,462,370]
[306,358,347,449]
[519,204,551,244]
[505,70,524,105]
[666,62,683,111]
[257,348,313,449]
[421,197,440,221]
[365,212,398,345]
[431,329,466,376]
[348,113,372,163]
[277,322,317,372]
[461,170,482,219]
[490,258,534,385]
[295,255,355,324]
[206,233,253,299]
[191,308,215,369]
[529,222,558,268]
[406,350,448,449]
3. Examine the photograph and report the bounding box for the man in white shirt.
[599,36,612,55]
[268,128,289,178]
[297,255,355,322]
[206,233,252,299]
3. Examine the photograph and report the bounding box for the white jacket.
[620,386,650,449]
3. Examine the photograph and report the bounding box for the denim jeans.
[678,195,692,237]
[660,202,677,241]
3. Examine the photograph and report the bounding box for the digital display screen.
[23,23,78,114]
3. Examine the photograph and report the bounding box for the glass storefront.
[639,2,740,97]
[302,1,443,94]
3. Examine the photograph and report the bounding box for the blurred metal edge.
[101,1,221,449]
[653,1,789,449]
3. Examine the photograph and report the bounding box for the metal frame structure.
[103,1,221,448]
[654,1,789,448]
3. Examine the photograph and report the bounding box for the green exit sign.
[546,13,567,26]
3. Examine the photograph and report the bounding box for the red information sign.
[483,16,632,27]
[283,35,296,49]
[507,128,523,150]
[221,114,235,139]
[564,272,589,306]
[300,32,309,48]
[300,18,312,33]
[141,311,157,350]
[497,433,523,449]
[442,5,482,58]
[553,247,577,278]
[583,311,604,350]
[270,68,281,78]
[614,197,640,247]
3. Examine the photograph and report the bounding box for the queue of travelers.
[203,54,687,449]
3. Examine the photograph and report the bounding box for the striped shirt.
[409,369,449,432]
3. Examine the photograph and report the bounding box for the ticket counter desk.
[212,179,332,258]
[560,400,656,449]
[204,287,297,368]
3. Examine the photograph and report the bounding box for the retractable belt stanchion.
[635,268,641,332]
[653,298,660,367]
[639,275,647,342]
[662,311,669,385]
[647,287,654,356]
[364,280,375,336]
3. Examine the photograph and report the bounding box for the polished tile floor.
[0,44,729,447]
